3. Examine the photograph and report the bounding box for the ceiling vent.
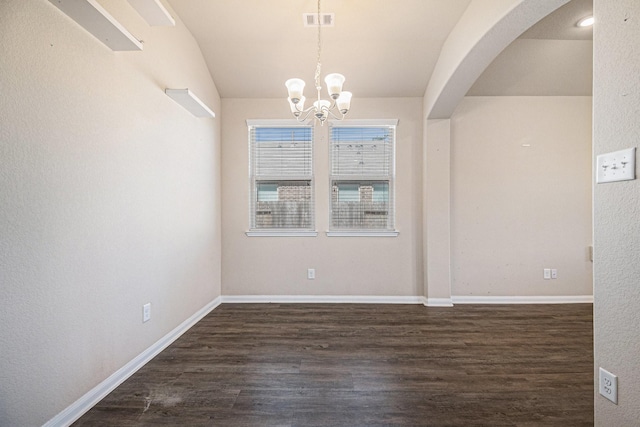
[303,12,335,27]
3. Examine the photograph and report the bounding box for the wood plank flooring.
[73,303,594,426]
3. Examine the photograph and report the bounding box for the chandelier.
[285,0,352,124]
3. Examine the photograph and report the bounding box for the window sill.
[246,230,318,237]
[326,230,399,237]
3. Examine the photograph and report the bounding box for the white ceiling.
[167,0,593,100]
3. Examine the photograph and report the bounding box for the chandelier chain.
[314,0,322,91]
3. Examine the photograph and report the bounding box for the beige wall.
[450,96,593,297]
[221,98,424,297]
[0,1,221,425]
[221,96,593,300]
[593,0,640,424]
[423,119,453,303]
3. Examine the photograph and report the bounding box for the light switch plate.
[596,147,636,184]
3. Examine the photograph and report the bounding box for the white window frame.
[246,120,317,237]
[327,119,399,237]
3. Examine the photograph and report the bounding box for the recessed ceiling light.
[577,16,594,27]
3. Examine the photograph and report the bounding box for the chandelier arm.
[325,107,346,121]
[322,97,337,113]
[293,103,317,115]
[325,98,346,120]
[295,108,316,123]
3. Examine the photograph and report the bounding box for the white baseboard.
[221,295,593,306]
[44,296,222,427]
[451,295,593,304]
[221,295,425,304]
[424,298,454,307]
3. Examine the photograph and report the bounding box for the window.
[329,120,397,235]
[248,121,315,235]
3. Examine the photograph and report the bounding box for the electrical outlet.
[551,269,558,279]
[543,269,551,280]
[599,368,618,404]
[143,303,151,323]
[307,268,315,280]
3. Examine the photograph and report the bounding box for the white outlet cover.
[143,303,151,322]
[596,147,636,184]
[599,367,618,404]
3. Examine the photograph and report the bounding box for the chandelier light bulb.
[324,73,345,99]
[336,91,352,114]
[285,78,305,103]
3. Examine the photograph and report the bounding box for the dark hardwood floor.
[73,303,594,426]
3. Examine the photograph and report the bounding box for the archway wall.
[424,0,570,120]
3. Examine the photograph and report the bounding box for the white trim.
[246,119,308,127]
[222,295,425,304]
[44,297,222,427]
[326,230,399,237]
[424,298,454,307]
[451,295,594,304]
[329,119,399,127]
[246,230,318,237]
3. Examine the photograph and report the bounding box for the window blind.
[329,124,395,230]
[330,126,394,179]
[252,127,313,179]
[249,125,314,230]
